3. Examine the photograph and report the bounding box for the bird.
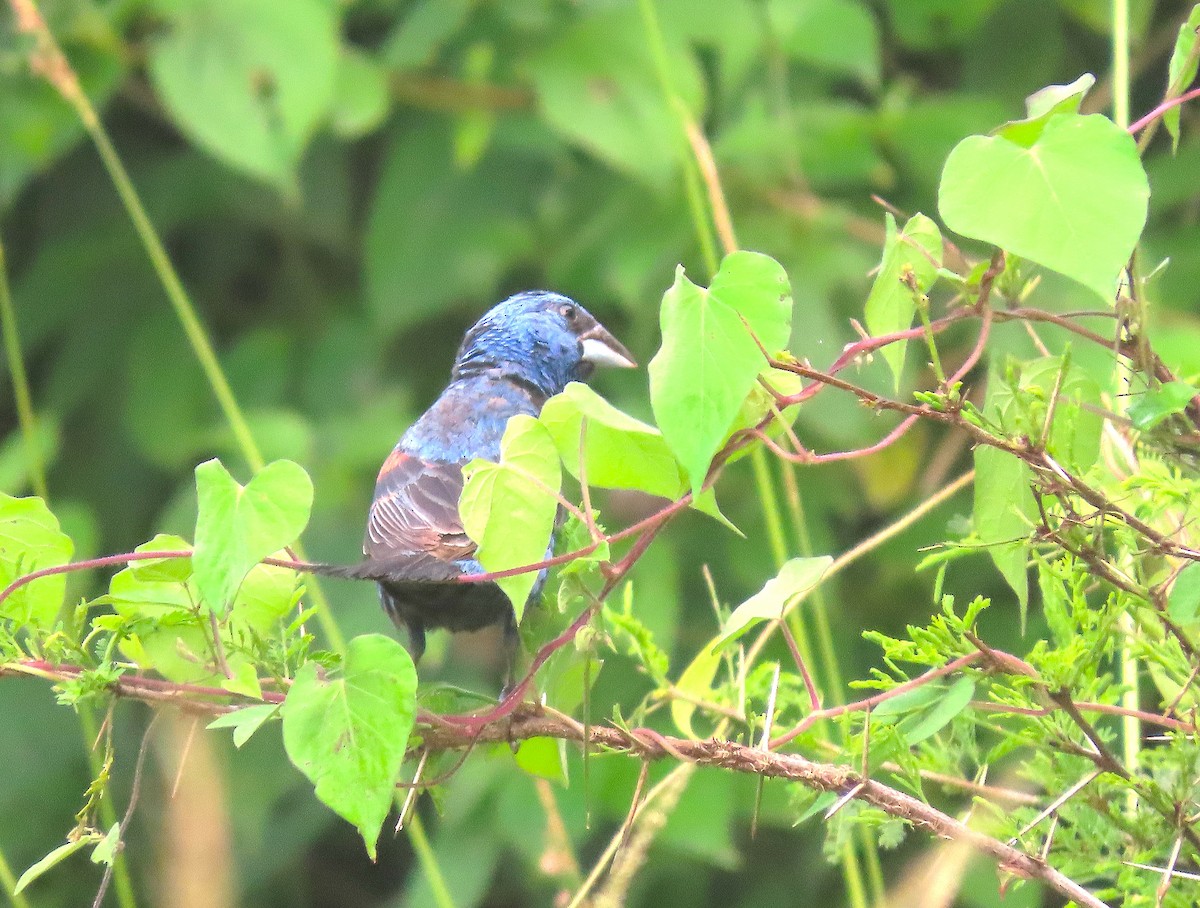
[352,291,635,664]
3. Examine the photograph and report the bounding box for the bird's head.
[453,291,636,397]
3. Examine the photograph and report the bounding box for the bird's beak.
[579,323,637,369]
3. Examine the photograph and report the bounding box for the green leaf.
[897,677,975,745]
[767,0,880,85]
[1166,5,1200,150]
[863,213,942,389]
[383,0,473,69]
[988,356,1103,473]
[671,643,724,740]
[192,459,313,613]
[330,47,390,139]
[0,28,124,205]
[1127,381,1198,431]
[14,835,101,894]
[884,0,1001,49]
[540,382,686,500]
[939,113,1149,301]
[529,6,705,185]
[0,494,74,631]
[513,737,567,784]
[282,634,417,859]
[649,251,793,494]
[997,74,1096,146]
[460,416,562,623]
[973,446,1036,610]
[129,534,193,583]
[1169,563,1200,623]
[365,125,535,330]
[712,556,833,652]
[208,703,280,748]
[89,823,121,866]
[147,0,338,191]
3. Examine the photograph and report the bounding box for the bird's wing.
[364,449,475,564]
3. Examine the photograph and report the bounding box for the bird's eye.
[560,304,577,321]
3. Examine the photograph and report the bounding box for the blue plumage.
[364,291,635,663]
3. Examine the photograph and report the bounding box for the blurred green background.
[2,0,1200,905]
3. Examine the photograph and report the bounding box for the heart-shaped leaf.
[192,459,313,613]
[282,634,417,859]
[460,415,562,623]
[649,251,793,493]
[939,113,1149,302]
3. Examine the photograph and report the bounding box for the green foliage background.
[2,0,1200,906]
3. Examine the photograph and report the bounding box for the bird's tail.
[263,555,465,585]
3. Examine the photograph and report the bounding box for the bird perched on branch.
[329,291,635,663]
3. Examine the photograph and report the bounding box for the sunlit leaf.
[940,112,1149,301]
[282,634,417,859]
[460,416,561,623]
[192,459,313,613]
[0,494,74,631]
[649,252,792,493]
[147,0,338,190]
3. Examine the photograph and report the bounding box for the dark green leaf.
[365,125,536,330]
[1128,381,1198,431]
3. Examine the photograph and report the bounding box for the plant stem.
[0,843,31,908]
[636,0,719,275]
[751,447,789,568]
[12,0,348,654]
[779,461,883,900]
[1111,0,1141,817]
[0,240,48,500]
[1112,0,1130,130]
[77,708,137,908]
[405,811,456,908]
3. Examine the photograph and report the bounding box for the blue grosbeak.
[358,291,635,662]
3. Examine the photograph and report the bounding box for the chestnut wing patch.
[365,452,475,563]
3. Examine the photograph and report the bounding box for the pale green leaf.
[713,556,833,652]
[460,416,561,623]
[863,213,942,389]
[940,113,1149,302]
